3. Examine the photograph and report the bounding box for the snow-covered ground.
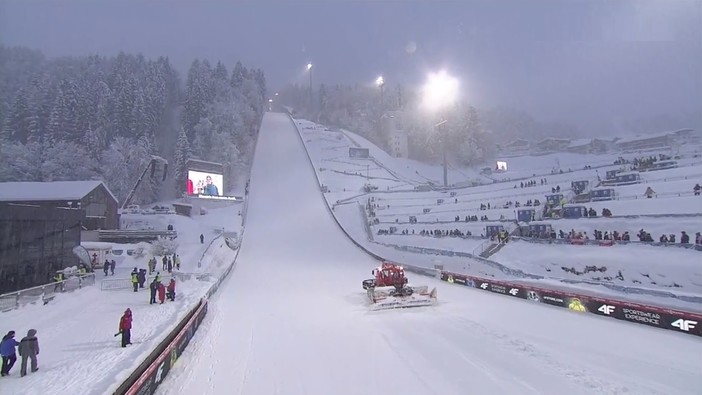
[294,118,702,304]
[0,203,243,394]
[494,240,702,293]
[159,112,700,395]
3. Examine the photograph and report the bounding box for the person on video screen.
[203,175,219,196]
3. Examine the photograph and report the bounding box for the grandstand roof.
[0,180,116,203]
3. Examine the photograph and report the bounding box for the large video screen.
[187,170,223,196]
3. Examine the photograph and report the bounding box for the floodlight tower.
[421,70,459,187]
[376,75,385,105]
[307,63,313,101]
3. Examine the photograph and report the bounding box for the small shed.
[517,208,537,223]
[589,188,615,202]
[81,241,114,269]
[527,223,553,237]
[545,193,564,206]
[562,205,588,219]
[571,180,589,194]
[485,225,505,238]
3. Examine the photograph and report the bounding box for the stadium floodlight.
[420,70,459,113]
[376,75,386,104]
[421,70,459,187]
[306,63,313,99]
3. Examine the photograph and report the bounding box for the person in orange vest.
[167,279,176,301]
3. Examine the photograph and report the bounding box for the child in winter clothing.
[18,329,39,376]
[1,331,19,376]
[119,309,133,348]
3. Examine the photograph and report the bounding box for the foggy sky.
[1,0,701,132]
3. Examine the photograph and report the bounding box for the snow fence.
[287,113,702,339]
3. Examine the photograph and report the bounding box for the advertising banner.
[125,300,209,395]
[586,298,702,335]
[439,271,702,337]
[187,170,223,196]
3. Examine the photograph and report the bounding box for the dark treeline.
[0,45,265,204]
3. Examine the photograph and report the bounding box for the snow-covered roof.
[615,134,670,145]
[81,241,114,250]
[535,137,570,145]
[186,158,224,167]
[0,180,115,202]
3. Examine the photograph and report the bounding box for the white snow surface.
[494,240,702,294]
[0,202,242,394]
[159,113,701,395]
[293,119,702,303]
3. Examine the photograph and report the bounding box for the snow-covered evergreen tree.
[0,47,264,205]
[173,127,191,195]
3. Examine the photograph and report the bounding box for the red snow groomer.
[362,262,437,310]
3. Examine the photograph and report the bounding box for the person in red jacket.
[119,309,132,348]
[158,282,166,304]
[167,279,176,301]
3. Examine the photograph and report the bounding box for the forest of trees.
[0,45,265,204]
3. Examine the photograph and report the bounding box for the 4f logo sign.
[598,305,615,315]
[671,319,697,332]
[509,288,519,296]
[480,283,488,289]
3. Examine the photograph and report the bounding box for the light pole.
[306,63,313,102]
[421,70,459,187]
[376,75,385,106]
[435,119,449,187]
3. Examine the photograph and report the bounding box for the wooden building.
[0,181,119,230]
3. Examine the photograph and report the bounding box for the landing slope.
[158,113,700,395]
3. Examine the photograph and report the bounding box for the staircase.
[477,222,521,259]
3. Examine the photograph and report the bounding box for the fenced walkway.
[0,273,96,312]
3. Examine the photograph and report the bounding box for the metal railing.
[0,273,96,312]
[100,272,213,291]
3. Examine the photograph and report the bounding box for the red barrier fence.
[117,299,208,395]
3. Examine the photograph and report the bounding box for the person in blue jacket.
[203,175,219,196]
[0,330,19,376]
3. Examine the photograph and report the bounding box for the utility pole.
[397,84,403,109]
[306,63,313,105]
[435,120,449,187]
